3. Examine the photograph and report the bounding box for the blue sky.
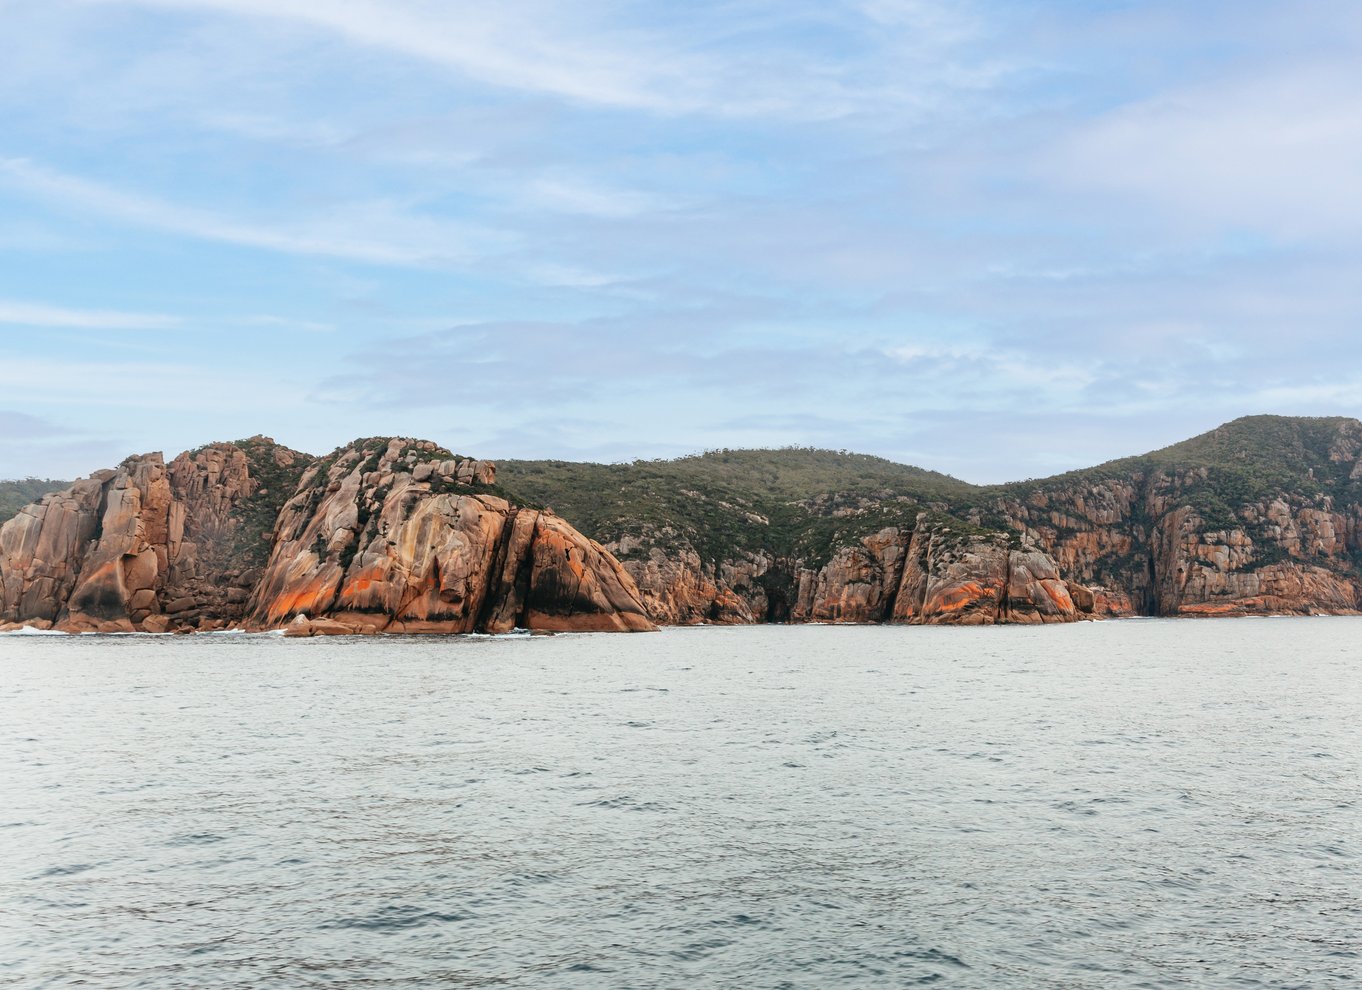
[3,0,1362,482]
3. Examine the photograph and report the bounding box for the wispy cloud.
[92,0,720,112]
[0,410,77,440]
[0,157,504,266]
[0,298,180,329]
[0,410,124,480]
[235,314,335,334]
[521,174,678,219]
[88,0,999,120]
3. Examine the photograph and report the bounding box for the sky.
[3,0,1362,483]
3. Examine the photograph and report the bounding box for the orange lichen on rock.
[262,575,338,625]
[1040,579,1076,611]
[1178,600,1256,617]
[935,582,988,612]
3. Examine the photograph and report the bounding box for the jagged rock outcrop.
[890,524,1080,625]
[0,438,311,633]
[861,519,1079,625]
[790,527,907,623]
[246,438,654,635]
[614,536,773,624]
[1145,499,1360,616]
[1,471,114,630]
[0,437,653,635]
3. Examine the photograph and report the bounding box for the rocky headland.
[3,416,1360,633]
[0,437,654,635]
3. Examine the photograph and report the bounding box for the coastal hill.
[499,415,1362,621]
[3,416,1361,632]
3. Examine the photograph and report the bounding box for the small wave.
[564,962,611,973]
[669,936,734,961]
[709,913,766,928]
[506,871,559,888]
[34,863,96,878]
[1054,800,1100,816]
[320,904,470,931]
[165,832,228,846]
[578,795,668,812]
[896,948,968,968]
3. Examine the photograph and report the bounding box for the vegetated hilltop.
[504,448,975,567]
[1001,414,1362,509]
[501,416,1362,622]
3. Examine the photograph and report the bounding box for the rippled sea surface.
[2,620,1359,989]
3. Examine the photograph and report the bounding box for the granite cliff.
[0,437,654,634]
[988,416,1362,617]
[247,438,653,635]
[0,437,309,633]
[607,514,1085,626]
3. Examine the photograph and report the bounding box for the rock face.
[891,524,1081,625]
[614,537,774,625]
[246,438,654,635]
[0,438,312,633]
[610,516,1086,627]
[994,474,1362,618]
[0,437,653,635]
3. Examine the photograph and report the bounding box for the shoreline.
[5,610,1361,638]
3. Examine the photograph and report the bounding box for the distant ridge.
[7,414,1359,525]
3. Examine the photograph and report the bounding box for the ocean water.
[1,620,1358,989]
